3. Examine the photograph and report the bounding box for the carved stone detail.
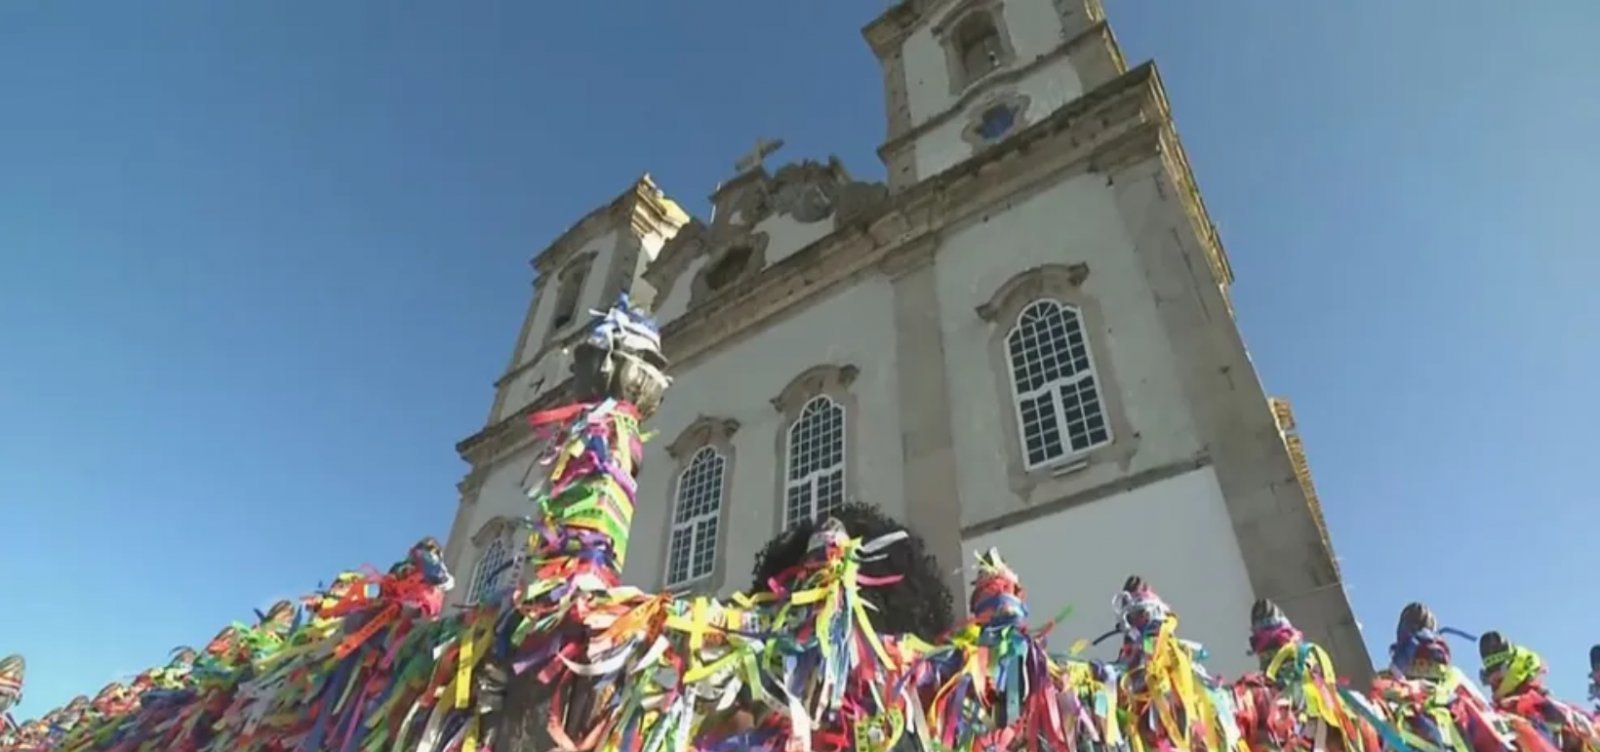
[770,364,860,416]
[644,159,888,317]
[532,176,687,278]
[961,92,1033,151]
[664,416,742,461]
[689,232,771,307]
[470,515,522,547]
[768,159,847,223]
[975,263,1090,321]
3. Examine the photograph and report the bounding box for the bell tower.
[482,176,689,428]
[862,0,1127,190]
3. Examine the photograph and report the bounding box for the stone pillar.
[885,241,969,614]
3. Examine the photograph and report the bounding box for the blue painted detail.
[977,104,1017,141]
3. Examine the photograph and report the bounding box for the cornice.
[532,176,689,277]
[633,174,692,235]
[1149,95,1234,287]
[861,1,922,58]
[494,324,590,390]
[457,378,572,467]
[660,63,1163,370]
[1270,398,1338,578]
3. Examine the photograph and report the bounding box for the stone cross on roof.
[734,137,785,175]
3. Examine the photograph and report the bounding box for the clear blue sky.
[3,1,1597,717]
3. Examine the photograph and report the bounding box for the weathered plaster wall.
[935,173,1202,529]
[623,278,905,594]
[754,213,835,267]
[649,255,705,328]
[516,229,620,368]
[912,55,1084,179]
[961,465,1258,679]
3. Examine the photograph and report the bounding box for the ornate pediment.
[641,156,889,323]
[664,416,742,460]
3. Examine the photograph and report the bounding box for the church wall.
[754,212,835,268]
[623,278,905,594]
[935,173,1205,530]
[911,56,1084,181]
[649,255,705,328]
[1001,0,1070,64]
[471,444,540,535]
[494,354,560,424]
[903,29,952,127]
[960,465,1257,679]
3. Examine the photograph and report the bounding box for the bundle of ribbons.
[1,655,23,745]
[1100,577,1242,752]
[1231,599,1379,752]
[1476,633,1598,752]
[1591,647,1600,716]
[906,548,1068,752]
[9,295,1600,752]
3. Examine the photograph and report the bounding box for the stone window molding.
[689,232,771,308]
[544,252,597,345]
[961,92,1032,150]
[933,0,1017,96]
[770,364,861,535]
[466,516,526,604]
[658,416,740,592]
[976,264,1137,500]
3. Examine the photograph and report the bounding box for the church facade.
[443,0,1373,680]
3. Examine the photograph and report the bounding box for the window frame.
[659,416,741,592]
[663,445,729,589]
[544,254,596,345]
[689,232,771,307]
[977,264,1135,501]
[465,519,526,605]
[769,364,861,535]
[1005,298,1113,470]
[782,395,848,530]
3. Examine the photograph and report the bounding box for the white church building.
[442,0,1372,680]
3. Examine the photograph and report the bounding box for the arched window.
[549,261,591,334]
[665,447,727,588]
[954,12,1004,85]
[467,535,517,604]
[784,395,846,529]
[1006,299,1111,469]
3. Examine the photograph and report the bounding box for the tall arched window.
[784,395,846,529]
[545,255,595,345]
[467,536,513,604]
[665,447,727,588]
[1006,299,1111,469]
[550,266,588,331]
